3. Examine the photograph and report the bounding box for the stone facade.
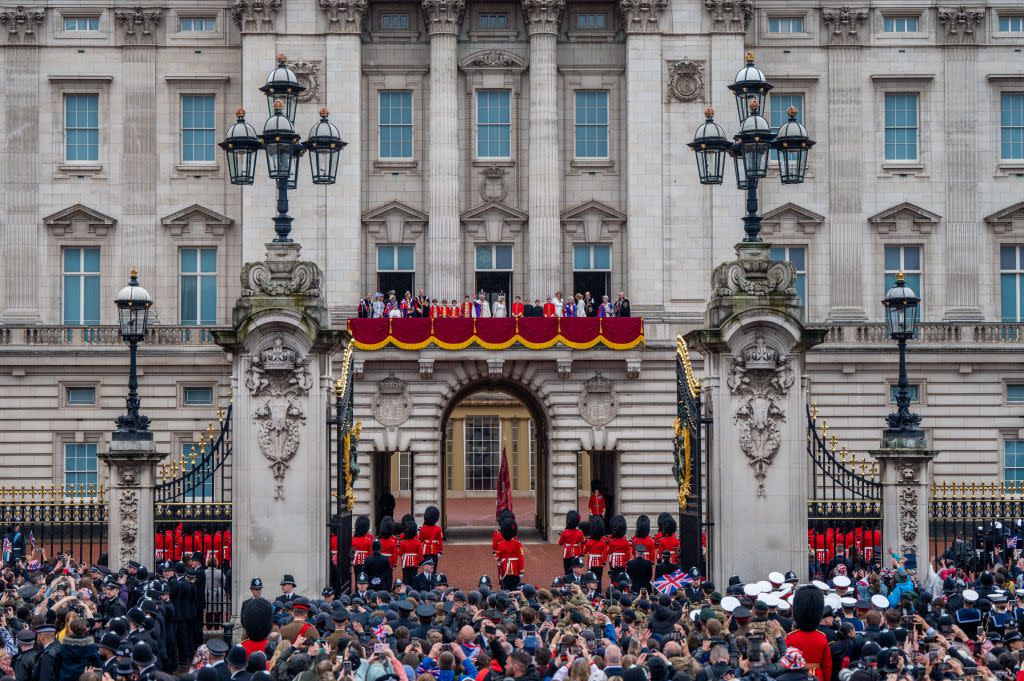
[1,0,1023,537]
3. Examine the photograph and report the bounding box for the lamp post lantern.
[219,54,347,243]
[882,271,924,444]
[688,52,816,243]
[113,267,153,441]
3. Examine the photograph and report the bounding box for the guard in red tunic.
[583,516,607,587]
[588,481,606,519]
[493,508,515,555]
[511,296,525,318]
[418,505,444,569]
[494,515,525,591]
[631,514,656,561]
[606,515,631,582]
[461,295,474,318]
[351,515,374,577]
[397,520,423,585]
[377,516,399,569]
[786,586,831,681]
[558,510,585,576]
[656,516,680,564]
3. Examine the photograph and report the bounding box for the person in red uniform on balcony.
[786,586,831,681]
[418,505,444,570]
[511,295,525,318]
[582,516,607,587]
[377,516,399,569]
[397,520,423,585]
[631,514,656,563]
[351,515,374,581]
[588,480,606,519]
[606,515,632,582]
[558,510,585,576]
[543,298,556,317]
[494,515,525,591]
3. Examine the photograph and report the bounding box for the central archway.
[439,379,550,540]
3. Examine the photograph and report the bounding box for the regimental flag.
[496,446,513,519]
[652,569,693,595]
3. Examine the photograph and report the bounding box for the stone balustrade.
[812,322,1024,345]
[0,325,218,347]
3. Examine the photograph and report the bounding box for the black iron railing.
[929,481,1024,573]
[0,485,108,565]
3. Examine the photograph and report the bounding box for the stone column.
[322,0,367,319]
[870,447,938,573]
[423,0,464,301]
[523,0,564,300]
[0,7,44,322]
[688,243,826,580]
[938,8,985,320]
[100,440,162,568]
[215,241,343,603]
[822,8,869,322]
[622,0,665,312]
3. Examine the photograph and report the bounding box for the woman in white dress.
[574,293,586,317]
[492,294,508,318]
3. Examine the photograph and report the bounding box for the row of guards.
[154,527,232,563]
[808,527,882,565]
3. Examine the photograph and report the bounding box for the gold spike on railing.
[159,465,169,483]
[811,403,818,422]
[216,403,225,423]
[829,433,838,450]
[98,483,105,503]
[821,420,829,438]
[206,421,215,440]
[188,444,198,466]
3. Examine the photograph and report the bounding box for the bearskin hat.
[240,596,273,641]
[500,516,518,541]
[636,514,651,538]
[401,513,414,529]
[379,516,395,539]
[611,515,627,539]
[354,515,371,538]
[661,516,677,536]
[589,516,605,540]
[579,517,591,538]
[566,510,580,530]
[657,512,672,534]
[498,508,516,524]
[404,520,418,540]
[591,479,603,493]
[792,585,825,633]
[424,505,440,526]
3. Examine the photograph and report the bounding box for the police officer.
[563,557,586,586]
[12,629,37,681]
[412,557,440,592]
[275,575,300,606]
[30,623,60,681]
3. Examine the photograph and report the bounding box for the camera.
[343,661,352,674]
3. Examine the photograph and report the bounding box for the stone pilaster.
[622,0,665,312]
[232,0,282,33]
[0,7,44,322]
[423,0,464,301]
[870,448,939,573]
[524,0,564,300]
[823,8,869,321]
[939,8,985,320]
[100,440,162,569]
[323,0,366,319]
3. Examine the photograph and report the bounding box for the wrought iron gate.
[807,404,882,577]
[153,402,233,628]
[675,336,712,576]
[328,345,362,594]
[0,484,107,565]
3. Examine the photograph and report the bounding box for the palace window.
[179,17,216,32]
[573,244,611,302]
[64,94,99,162]
[476,90,511,159]
[379,91,413,159]
[884,245,922,317]
[884,94,919,161]
[577,13,606,29]
[999,16,1024,32]
[465,416,501,491]
[475,244,513,307]
[64,443,98,488]
[768,17,804,33]
[64,17,99,31]
[1006,439,1024,482]
[63,247,101,326]
[377,244,415,297]
[769,245,806,308]
[479,13,508,29]
[380,13,410,30]
[769,93,804,161]
[1008,384,1024,404]
[883,16,919,32]
[183,387,214,406]
[574,91,609,159]
[66,386,96,406]
[181,95,216,163]
[1001,245,1024,321]
[889,384,921,403]
[399,452,412,492]
[180,248,217,325]
[1001,93,1024,161]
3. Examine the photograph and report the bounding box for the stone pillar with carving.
[524,0,563,300]
[687,243,826,580]
[423,0,464,301]
[215,241,344,603]
[869,447,938,573]
[100,440,162,569]
[622,0,665,312]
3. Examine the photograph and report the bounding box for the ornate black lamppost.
[882,272,924,445]
[113,268,153,441]
[218,53,347,241]
[687,52,816,242]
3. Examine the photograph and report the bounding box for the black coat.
[412,572,440,592]
[13,648,37,681]
[363,553,393,591]
[56,637,101,681]
[31,642,60,681]
[625,557,653,593]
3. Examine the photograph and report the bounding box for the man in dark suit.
[363,539,393,592]
[626,544,654,594]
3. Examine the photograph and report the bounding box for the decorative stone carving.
[422,0,465,35]
[821,7,868,46]
[161,205,233,238]
[320,0,367,33]
[418,359,434,380]
[938,6,984,43]
[43,205,117,239]
[984,202,1024,236]
[898,487,919,548]
[118,465,141,487]
[761,203,825,237]
[487,359,505,379]
[246,335,314,500]
[465,49,524,69]
[241,243,323,298]
[523,0,565,34]
[118,489,140,564]
[626,358,641,380]
[710,248,798,299]
[728,333,795,497]
[667,59,705,103]
[115,7,162,45]
[898,463,921,484]
[556,358,572,380]
[868,202,941,236]
[0,5,43,43]
[232,0,281,32]
[480,165,508,203]
[370,375,412,428]
[620,0,667,33]
[288,61,323,104]
[578,374,620,427]
[703,0,752,32]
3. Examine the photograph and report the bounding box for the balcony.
[811,322,1024,346]
[0,325,218,347]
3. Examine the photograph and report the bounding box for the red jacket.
[495,538,525,577]
[589,492,606,517]
[379,536,399,567]
[785,630,831,681]
[606,536,632,568]
[543,302,555,317]
[352,534,374,566]
[583,538,607,569]
[631,536,656,560]
[492,529,503,554]
[397,537,422,569]
[419,524,444,556]
[511,302,525,317]
[559,528,585,559]
[657,534,680,563]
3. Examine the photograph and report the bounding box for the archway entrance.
[440,381,549,539]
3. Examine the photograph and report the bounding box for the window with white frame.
[183,387,214,406]
[181,95,216,163]
[179,17,216,31]
[64,94,99,162]
[479,13,508,29]
[884,93,919,161]
[1001,93,1024,161]
[884,245,923,316]
[181,442,214,500]
[768,17,804,33]
[476,90,511,159]
[180,248,217,326]
[1008,384,1024,403]
[574,91,609,159]
[1006,439,1024,482]
[64,443,98,488]
[377,244,415,296]
[66,386,97,406]
[64,16,99,31]
[577,13,607,29]
[475,244,513,307]
[379,91,413,159]
[380,13,410,30]
[769,93,804,161]
[999,16,1024,32]
[573,244,612,302]
[883,16,919,32]
[889,384,921,403]
[769,246,806,308]
[63,247,101,326]
[1001,245,1024,322]
[398,452,412,492]
[465,416,500,491]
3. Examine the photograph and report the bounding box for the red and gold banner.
[347,317,644,351]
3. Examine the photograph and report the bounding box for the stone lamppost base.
[869,446,938,573]
[100,438,163,569]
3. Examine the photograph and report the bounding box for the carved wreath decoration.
[667,59,705,103]
[118,489,140,564]
[899,487,919,543]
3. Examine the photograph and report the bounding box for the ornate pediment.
[984,202,1024,235]
[160,204,234,238]
[868,202,941,235]
[44,204,117,238]
[460,49,528,71]
[761,202,825,236]
[362,201,428,243]
[561,200,626,242]
[461,201,528,242]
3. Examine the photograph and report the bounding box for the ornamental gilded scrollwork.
[246,334,314,501]
[728,333,794,498]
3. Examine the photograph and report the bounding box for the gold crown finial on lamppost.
[129,266,139,278]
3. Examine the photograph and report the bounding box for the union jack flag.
[373,623,388,640]
[1007,536,1018,549]
[652,569,693,595]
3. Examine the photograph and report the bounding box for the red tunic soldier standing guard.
[583,516,607,587]
[378,516,399,570]
[351,515,374,580]
[418,505,444,570]
[558,510,585,576]
[606,515,632,582]
[494,515,525,591]
[398,520,423,585]
[631,514,656,560]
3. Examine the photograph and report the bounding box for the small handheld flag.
[652,569,693,595]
